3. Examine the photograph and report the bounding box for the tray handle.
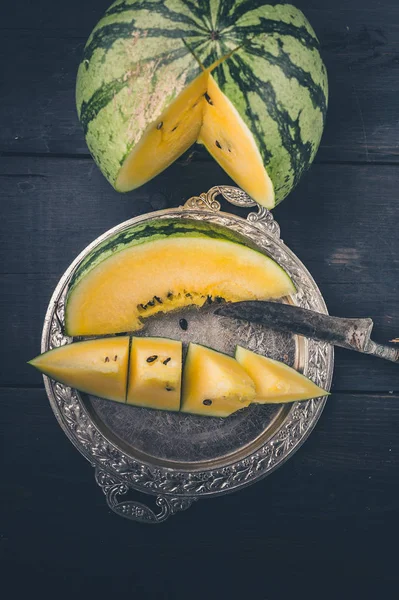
[95,469,195,524]
[183,185,281,240]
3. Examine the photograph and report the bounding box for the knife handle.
[365,340,399,363]
[214,302,399,365]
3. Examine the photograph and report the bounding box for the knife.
[214,301,399,364]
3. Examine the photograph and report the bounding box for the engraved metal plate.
[41,186,334,524]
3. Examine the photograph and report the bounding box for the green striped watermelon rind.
[76,0,328,205]
[68,217,283,293]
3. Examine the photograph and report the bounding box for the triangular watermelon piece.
[29,337,130,403]
[181,343,255,417]
[235,346,329,404]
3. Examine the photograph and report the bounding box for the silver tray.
[41,186,333,524]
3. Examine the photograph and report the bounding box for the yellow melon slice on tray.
[127,337,182,411]
[181,343,255,417]
[28,338,329,416]
[29,337,130,403]
[235,346,329,404]
[65,220,295,337]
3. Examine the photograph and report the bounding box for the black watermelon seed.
[154,296,163,304]
[215,140,222,149]
[171,125,179,132]
[167,291,174,299]
[114,355,118,361]
[203,399,212,406]
[163,357,171,365]
[179,318,188,331]
[204,92,213,105]
[165,386,175,392]
[156,121,163,130]
[146,355,158,363]
[104,356,110,362]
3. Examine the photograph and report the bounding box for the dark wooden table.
[1,0,399,594]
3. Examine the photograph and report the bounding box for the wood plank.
[4,0,399,33]
[2,0,398,588]
[1,1,399,161]
[3,272,398,391]
[2,387,399,580]
[1,157,398,390]
[1,157,397,285]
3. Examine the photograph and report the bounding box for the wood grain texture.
[1,0,399,161]
[1,0,399,589]
[1,157,398,391]
[3,272,398,391]
[1,387,399,584]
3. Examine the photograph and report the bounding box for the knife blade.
[214,301,399,364]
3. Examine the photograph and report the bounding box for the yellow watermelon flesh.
[235,346,329,404]
[127,336,182,411]
[116,67,274,207]
[29,337,130,403]
[181,343,255,417]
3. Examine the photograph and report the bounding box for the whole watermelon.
[76,0,328,206]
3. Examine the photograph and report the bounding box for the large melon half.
[76,0,328,207]
[65,220,295,336]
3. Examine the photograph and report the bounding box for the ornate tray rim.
[41,185,334,524]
